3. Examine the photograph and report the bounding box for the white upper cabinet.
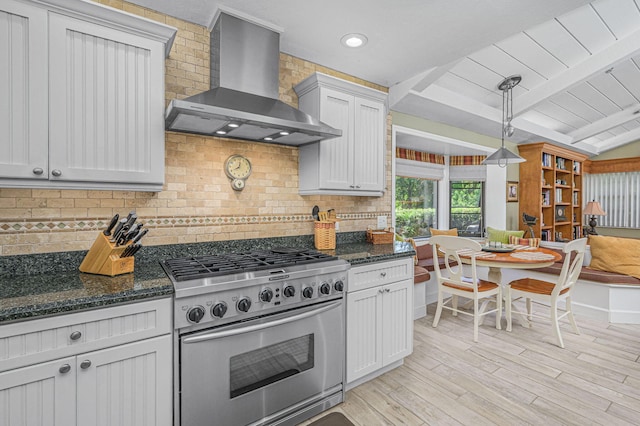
[0,1,48,181]
[295,73,387,196]
[0,0,176,191]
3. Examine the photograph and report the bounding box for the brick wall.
[0,1,392,255]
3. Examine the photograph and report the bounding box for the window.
[450,180,484,237]
[395,176,437,239]
[585,172,640,229]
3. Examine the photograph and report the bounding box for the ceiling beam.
[569,104,640,143]
[420,84,574,145]
[389,59,462,108]
[590,126,640,153]
[513,29,640,116]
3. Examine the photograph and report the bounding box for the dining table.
[454,244,563,326]
[456,245,562,285]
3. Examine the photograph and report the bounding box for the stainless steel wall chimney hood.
[165,12,341,145]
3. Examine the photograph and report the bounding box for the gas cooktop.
[161,248,338,283]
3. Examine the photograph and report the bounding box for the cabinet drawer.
[0,298,171,372]
[348,257,413,293]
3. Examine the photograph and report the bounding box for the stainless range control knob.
[260,288,274,303]
[237,297,252,312]
[211,302,228,318]
[283,286,296,297]
[302,287,314,299]
[334,280,344,292]
[187,306,206,323]
[320,282,331,295]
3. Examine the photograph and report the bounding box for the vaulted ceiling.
[129,0,640,157]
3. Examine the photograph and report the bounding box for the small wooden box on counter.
[79,233,134,276]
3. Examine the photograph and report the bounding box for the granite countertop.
[0,232,414,324]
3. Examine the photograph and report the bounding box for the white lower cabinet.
[0,356,76,426]
[0,299,172,426]
[346,258,413,385]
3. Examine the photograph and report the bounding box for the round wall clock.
[224,154,252,191]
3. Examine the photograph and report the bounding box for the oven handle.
[182,300,342,344]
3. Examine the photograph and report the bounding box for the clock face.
[225,155,252,180]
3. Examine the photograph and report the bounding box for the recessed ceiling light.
[341,33,368,48]
[215,130,227,135]
[279,131,290,136]
[264,137,273,141]
[228,123,239,128]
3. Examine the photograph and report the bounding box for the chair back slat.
[555,238,588,296]
[429,235,482,292]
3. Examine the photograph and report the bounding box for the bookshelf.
[518,143,588,242]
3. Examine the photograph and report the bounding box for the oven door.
[179,299,344,426]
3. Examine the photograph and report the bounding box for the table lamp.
[583,200,606,235]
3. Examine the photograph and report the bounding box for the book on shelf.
[556,188,563,202]
[556,157,566,170]
[542,153,552,167]
[573,161,580,173]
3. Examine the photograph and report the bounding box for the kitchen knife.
[129,244,143,257]
[102,213,120,237]
[123,223,140,243]
[125,213,137,229]
[116,224,131,246]
[131,228,148,244]
[103,214,119,236]
[110,218,127,242]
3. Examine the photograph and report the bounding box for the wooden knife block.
[79,233,134,276]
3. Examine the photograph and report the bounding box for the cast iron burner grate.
[162,248,337,282]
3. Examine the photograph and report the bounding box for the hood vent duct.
[165,12,341,145]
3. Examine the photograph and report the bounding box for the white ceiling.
[129,0,640,157]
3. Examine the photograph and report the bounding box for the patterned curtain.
[449,155,487,166]
[396,148,445,165]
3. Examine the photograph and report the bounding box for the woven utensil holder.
[314,221,336,250]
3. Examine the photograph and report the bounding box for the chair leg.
[566,296,580,335]
[473,298,479,342]
[495,291,502,330]
[452,295,459,316]
[478,299,490,325]
[526,298,532,322]
[505,287,512,332]
[551,300,564,348]
[433,289,444,328]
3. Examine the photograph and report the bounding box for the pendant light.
[482,75,526,167]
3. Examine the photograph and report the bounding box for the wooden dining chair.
[430,235,502,342]
[505,238,587,348]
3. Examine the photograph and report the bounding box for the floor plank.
[301,301,640,425]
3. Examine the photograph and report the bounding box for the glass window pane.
[395,176,437,239]
[450,181,484,238]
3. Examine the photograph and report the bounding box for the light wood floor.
[301,301,640,426]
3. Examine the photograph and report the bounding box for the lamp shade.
[584,200,606,216]
[481,147,526,165]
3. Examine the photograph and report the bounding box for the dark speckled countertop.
[0,232,414,324]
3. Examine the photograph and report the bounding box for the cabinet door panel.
[382,279,413,364]
[0,2,48,179]
[76,335,172,426]
[318,88,354,189]
[346,287,382,383]
[353,97,385,191]
[48,13,164,185]
[0,357,76,426]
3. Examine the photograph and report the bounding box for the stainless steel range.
[161,248,350,426]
